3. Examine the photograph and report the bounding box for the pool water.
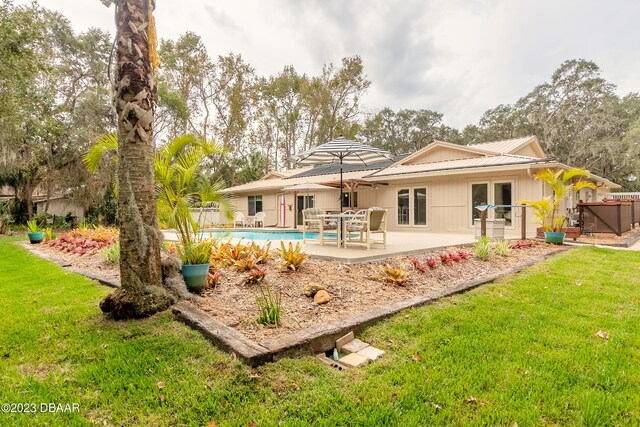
[200,230,336,241]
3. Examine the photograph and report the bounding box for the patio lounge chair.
[233,211,246,228]
[302,208,337,245]
[248,211,266,228]
[343,207,387,250]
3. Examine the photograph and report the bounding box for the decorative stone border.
[173,247,572,366]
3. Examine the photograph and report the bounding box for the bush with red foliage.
[508,240,535,249]
[426,257,438,269]
[45,234,115,256]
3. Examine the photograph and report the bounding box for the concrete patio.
[163,229,478,263]
[299,231,476,263]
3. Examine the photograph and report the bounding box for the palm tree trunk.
[100,0,173,319]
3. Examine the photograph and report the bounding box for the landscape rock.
[313,289,331,304]
[304,282,326,297]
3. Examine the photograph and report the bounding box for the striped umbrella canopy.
[289,136,394,211]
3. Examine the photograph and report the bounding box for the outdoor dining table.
[318,212,365,247]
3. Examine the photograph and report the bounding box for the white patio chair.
[248,211,266,228]
[233,211,246,228]
[343,207,387,250]
[302,208,337,245]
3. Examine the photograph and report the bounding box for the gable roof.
[391,141,494,167]
[469,136,544,157]
[366,154,552,179]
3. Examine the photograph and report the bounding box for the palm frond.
[562,168,591,183]
[84,133,117,173]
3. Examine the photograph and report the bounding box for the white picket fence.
[598,192,640,201]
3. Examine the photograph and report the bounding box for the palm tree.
[99,0,173,319]
[154,135,232,250]
[519,168,596,232]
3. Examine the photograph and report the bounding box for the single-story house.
[1,186,84,222]
[222,136,619,237]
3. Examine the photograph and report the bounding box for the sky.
[16,0,640,129]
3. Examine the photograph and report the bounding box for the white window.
[397,187,428,227]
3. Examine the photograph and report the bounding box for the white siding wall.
[374,170,545,237]
[36,199,84,220]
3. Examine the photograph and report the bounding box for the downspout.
[272,192,284,228]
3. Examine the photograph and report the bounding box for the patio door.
[296,195,314,225]
[470,181,513,226]
[397,187,428,227]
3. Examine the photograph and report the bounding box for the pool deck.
[162,228,478,263]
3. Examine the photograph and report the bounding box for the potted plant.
[519,168,596,244]
[26,219,45,244]
[176,238,213,291]
[155,135,232,292]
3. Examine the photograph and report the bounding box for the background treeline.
[1,2,639,223]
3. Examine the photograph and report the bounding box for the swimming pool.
[199,229,337,241]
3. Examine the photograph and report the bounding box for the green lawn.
[1,236,639,426]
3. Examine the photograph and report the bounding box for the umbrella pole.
[339,157,344,213]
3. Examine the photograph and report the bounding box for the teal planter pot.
[180,263,210,292]
[544,231,565,245]
[28,232,44,244]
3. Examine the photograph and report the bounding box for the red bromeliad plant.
[439,253,454,266]
[410,257,428,273]
[246,265,268,285]
[508,240,535,249]
[457,250,471,260]
[426,257,438,269]
[448,252,462,262]
[46,234,115,256]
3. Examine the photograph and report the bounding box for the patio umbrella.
[289,136,394,212]
[282,183,335,227]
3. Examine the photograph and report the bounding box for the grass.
[1,236,639,426]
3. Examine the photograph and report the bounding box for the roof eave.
[364,159,554,181]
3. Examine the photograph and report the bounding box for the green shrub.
[474,237,492,261]
[494,240,509,257]
[102,243,120,264]
[256,284,281,325]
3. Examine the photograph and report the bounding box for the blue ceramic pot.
[544,231,565,245]
[28,232,44,244]
[180,263,210,291]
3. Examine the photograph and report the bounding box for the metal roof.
[366,154,548,178]
[467,136,534,154]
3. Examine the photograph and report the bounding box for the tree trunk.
[100,0,174,319]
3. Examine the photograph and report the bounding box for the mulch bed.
[20,237,560,343]
[195,243,559,342]
[575,229,640,245]
[19,240,120,286]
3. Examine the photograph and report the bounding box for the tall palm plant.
[519,168,596,232]
[154,135,232,259]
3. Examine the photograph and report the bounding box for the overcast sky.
[17,0,640,128]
